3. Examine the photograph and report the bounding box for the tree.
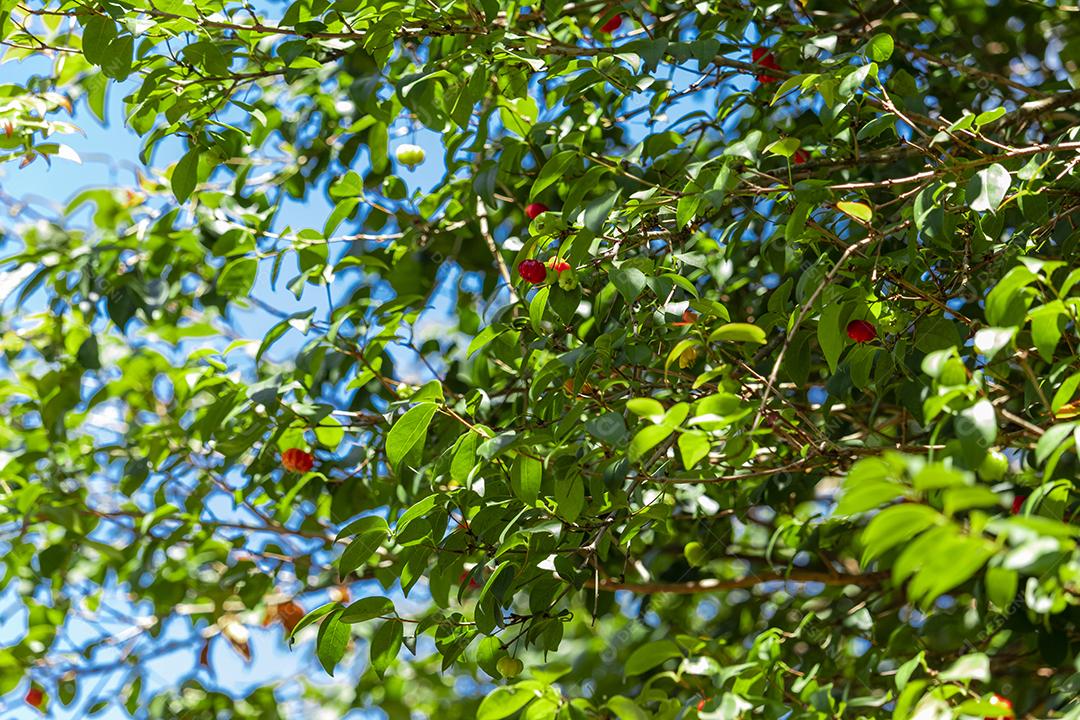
[1,0,1079,717]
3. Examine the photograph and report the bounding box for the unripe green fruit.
[395,143,425,168]
[557,269,578,290]
[497,656,524,677]
[684,541,706,567]
[978,449,1009,481]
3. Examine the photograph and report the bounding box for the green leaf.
[967,163,1011,212]
[836,200,872,222]
[956,399,997,463]
[1029,301,1065,361]
[1051,373,1080,413]
[985,265,1036,326]
[450,432,479,483]
[583,189,620,233]
[836,480,904,516]
[510,454,542,505]
[324,198,359,236]
[340,596,395,623]
[171,149,200,203]
[770,73,818,105]
[665,338,700,370]
[708,323,766,344]
[866,33,894,61]
[975,106,1006,127]
[81,16,117,66]
[529,285,550,334]
[1035,422,1076,464]
[723,129,761,160]
[554,473,585,522]
[77,336,101,370]
[895,652,924,691]
[860,504,940,564]
[336,515,389,542]
[315,608,350,675]
[287,602,340,642]
[629,424,674,461]
[942,486,1000,516]
[818,301,847,373]
[499,96,538,137]
[678,431,710,469]
[315,416,345,450]
[626,398,665,419]
[370,618,403,677]
[338,529,386,578]
[972,327,1016,361]
[477,686,536,720]
[394,495,441,534]
[586,412,628,444]
[765,137,800,158]
[624,640,682,676]
[330,170,364,198]
[676,190,701,229]
[838,62,875,99]
[102,34,134,80]
[609,266,647,302]
[939,653,990,682]
[218,257,257,296]
[386,403,438,470]
[907,535,994,606]
[531,151,577,199]
[985,566,1018,609]
[856,114,897,140]
[607,696,648,720]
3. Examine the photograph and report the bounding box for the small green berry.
[497,656,524,678]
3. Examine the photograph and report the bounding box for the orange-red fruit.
[697,698,708,711]
[25,688,43,708]
[752,47,782,83]
[525,202,548,220]
[277,600,305,634]
[600,14,622,33]
[518,259,547,284]
[673,310,698,326]
[547,258,572,273]
[793,149,810,165]
[985,694,1014,719]
[281,448,314,473]
[846,319,877,344]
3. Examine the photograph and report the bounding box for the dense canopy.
[2,0,1080,718]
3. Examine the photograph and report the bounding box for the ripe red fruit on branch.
[281,448,314,473]
[673,310,698,326]
[25,688,43,708]
[793,149,810,165]
[985,694,1014,718]
[525,202,548,220]
[547,258,571,273]
[517,259,547,284]
[846,319,877,343]
[600,14,622,33]
[1011,494,1027,515]
[277,600,305,634]
[751,47,782,83]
